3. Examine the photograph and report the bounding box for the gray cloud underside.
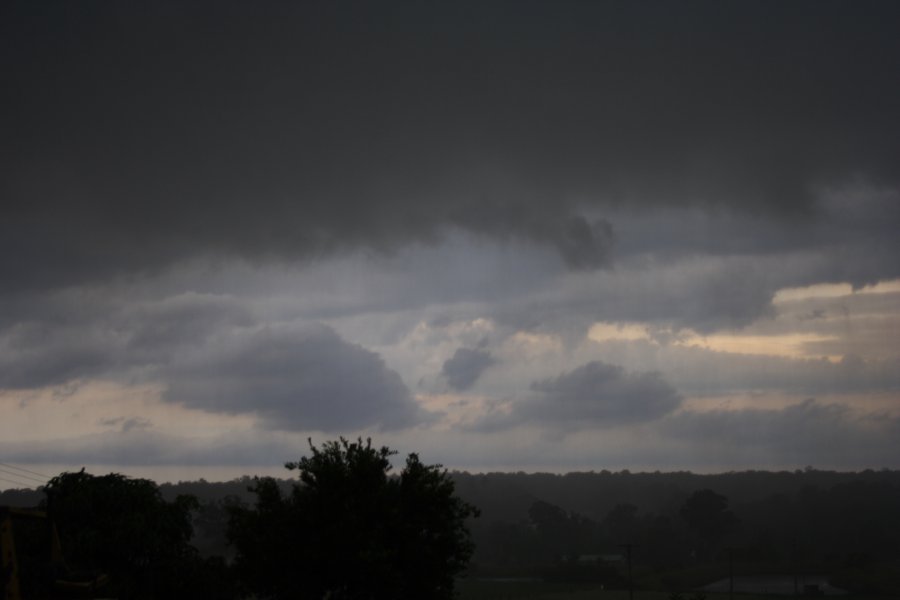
[473,361,682,432]
[441,346,496,391]
[588,340,900,398]
[0,292,251,389]
[163,323,430,431]
[2,1,899,291]
[226,189,898,337]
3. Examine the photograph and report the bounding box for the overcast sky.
[2,0,899,488]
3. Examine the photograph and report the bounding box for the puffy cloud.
[163,323,431,432]
[442,346,497,391]
[0,288,430,433]
[473,361,682,432]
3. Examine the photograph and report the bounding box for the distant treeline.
[451,467,900,524]
[447,469,900,586]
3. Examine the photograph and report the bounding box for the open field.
[457,581,657,600]
[456,583,898,600]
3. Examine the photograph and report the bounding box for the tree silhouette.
[42,470,234,599]
[227,438,479,600]
[679,489,738,556]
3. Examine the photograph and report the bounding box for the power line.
[0,467,46,485]
[0,475,37,489]
[0,462,52,479]
[0,465,48,482]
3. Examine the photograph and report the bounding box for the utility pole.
[619,543,637,600]
[726,547,735,600]
[792,540,798,596]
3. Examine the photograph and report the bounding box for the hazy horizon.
[4,459,899,492]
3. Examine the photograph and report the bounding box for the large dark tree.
[227,438,479,600]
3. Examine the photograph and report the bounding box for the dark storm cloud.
[442,345,496,391]
[0,320,119,389]
[610,184,900,277]
[474,361,682,432]
[123,293,254,362]
[662,400,900,467]
[163,323,430,431]
[0,292,251,389]
[2,0,899,291]
[487,254,782,336]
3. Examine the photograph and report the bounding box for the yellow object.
[0,506,108,600]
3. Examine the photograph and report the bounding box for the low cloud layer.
[474,361,682,432]
[663,399,900,468]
